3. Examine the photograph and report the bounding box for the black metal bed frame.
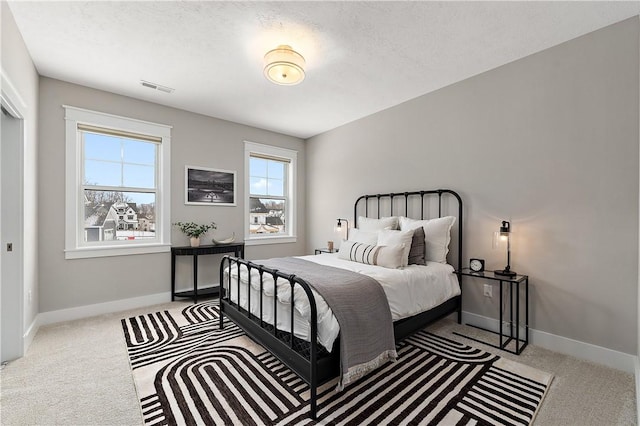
[219,189,463,419]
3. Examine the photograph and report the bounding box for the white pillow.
[348,228,378,245]
[338,241,404,269]
[399,216,456,264]
[358,216,399,231]
[375,245,405,269]
[377,229,414,267]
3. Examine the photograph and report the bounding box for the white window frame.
[244,141,297,245]
[64,106,172,259]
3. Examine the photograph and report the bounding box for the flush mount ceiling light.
[263,45,306,86]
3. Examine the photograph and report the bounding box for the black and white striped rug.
[122,301,552,425]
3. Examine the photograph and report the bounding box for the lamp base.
[494,269,517,277]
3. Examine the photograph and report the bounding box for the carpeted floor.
[0,300,636,425]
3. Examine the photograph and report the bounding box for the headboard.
[353,189,463,272]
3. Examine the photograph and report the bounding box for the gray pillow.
[408,227,426,265]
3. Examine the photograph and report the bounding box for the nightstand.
[453,268,529,355]
[314,248,336,255]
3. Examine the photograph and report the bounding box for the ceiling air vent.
[140,80,174,94]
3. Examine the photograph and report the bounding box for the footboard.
[218,188,463,420]
[218,255,336,419]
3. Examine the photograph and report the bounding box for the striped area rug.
[121,301,552,425]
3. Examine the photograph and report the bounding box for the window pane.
[84,133,121,162]
[84,160,121,186]
[249,197,286,235]
[267,160,284,180]
[250,177,268,195]
[123,164,155,188]
[83,190,156,242]
[250,157,267,178]
[84,131,157,190]
[268,178,284,196]
[250,157,287,197]
[123,139,156,165]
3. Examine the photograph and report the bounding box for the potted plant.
[174,221,216,247]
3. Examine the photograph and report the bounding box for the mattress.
[224,253,460,352]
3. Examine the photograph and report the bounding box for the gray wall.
[306,18,639,354]
[38,78,305,313]
[1,3,40,338]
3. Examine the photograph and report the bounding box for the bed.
[218,189,463,419]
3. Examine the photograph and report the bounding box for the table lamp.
[494,220,517,277]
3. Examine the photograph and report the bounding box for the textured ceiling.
[7,1,640,139]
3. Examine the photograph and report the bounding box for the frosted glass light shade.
[264,45,306,85]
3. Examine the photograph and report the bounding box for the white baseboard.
[37,283,222,327]
[23,316,40,353]
[635,357,640,423]
[38,292,172,326]
[462,311,636,374]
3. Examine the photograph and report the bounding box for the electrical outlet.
[483,284,492,298]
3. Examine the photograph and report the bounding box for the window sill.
[65,243,171,259]
[244,236,297,246]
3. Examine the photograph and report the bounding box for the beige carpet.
[0,301,636,425]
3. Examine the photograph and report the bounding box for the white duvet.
[224,253,460,352]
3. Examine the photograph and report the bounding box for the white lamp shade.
[264,45,306,85]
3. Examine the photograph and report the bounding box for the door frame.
[1,73,26,362]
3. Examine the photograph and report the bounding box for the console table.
[171,243,245,303]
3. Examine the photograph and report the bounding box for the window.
[64,106,171,259]
[244,141,297,245]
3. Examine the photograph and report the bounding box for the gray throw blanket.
[259,257,397,390]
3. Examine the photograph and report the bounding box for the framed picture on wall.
[185,165,236,206]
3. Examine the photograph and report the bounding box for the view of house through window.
[82,129,158,243]
[249,155,288,235]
